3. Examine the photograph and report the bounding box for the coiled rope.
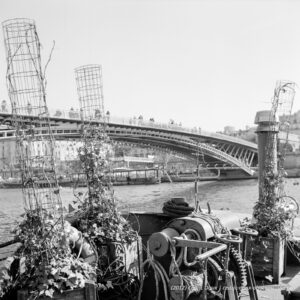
[163,198,194,217]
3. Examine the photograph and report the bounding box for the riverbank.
[1,169,300,188]
[162,168,300,183]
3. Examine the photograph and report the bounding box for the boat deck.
[239,265,300,300]
[1,244,300,299]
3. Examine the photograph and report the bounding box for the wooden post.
[17,290,28,300]
[84,281,97,300]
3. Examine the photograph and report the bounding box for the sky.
[1,0,300,132]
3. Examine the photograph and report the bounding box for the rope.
[138,242,169,300]
[163,198,194,217]
[169,240,183,282]
[192,211,230,237]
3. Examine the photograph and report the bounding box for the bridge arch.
[0,111,258,175]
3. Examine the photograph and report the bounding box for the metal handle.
[172,237,227,262]
[216,234,242,244]
[232,227,258,237]
[195,244,227,261]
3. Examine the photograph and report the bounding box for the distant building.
[0,140,17,172]
[0,140,82,176]
[223,126,236,135]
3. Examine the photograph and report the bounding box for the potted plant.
[0,210,97,299]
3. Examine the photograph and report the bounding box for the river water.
[1,178,300,242]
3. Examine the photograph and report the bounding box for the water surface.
[1,178,300,241]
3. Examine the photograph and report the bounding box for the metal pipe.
[254,110,279,200]
[172,237,227,250]
[195,244,227,261]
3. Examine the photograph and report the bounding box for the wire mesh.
[75,64,112,202]
[273,80,295,119]
[266,80,295,158]
[263,80,296,201]
[274,81,295,197]
[75,64,105,121]
[2,18,47,117]
[2,18,63,216]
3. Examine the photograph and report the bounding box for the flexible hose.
[138,243,169,300]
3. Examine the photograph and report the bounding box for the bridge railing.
[47,108,256,147]
[0,106,257,148]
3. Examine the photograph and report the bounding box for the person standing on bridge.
[95,109,101,119]
[27,102,32,115]
[138,115,143,125]
[106,110,110,123]
[54,110,62,117]
[69,107,75,118]
[1,100,7,112]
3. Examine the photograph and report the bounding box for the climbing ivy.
[253,151,297,239]
[75,124,138,289]
[0,210,96,299]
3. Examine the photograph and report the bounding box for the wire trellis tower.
[267,80,296,197]
[75,64,112,204]
[2,18,63,220]
[75,64,105,122]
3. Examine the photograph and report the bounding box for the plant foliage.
[75,124,138,290]
[0,210,96,299]
[253,140,297,239]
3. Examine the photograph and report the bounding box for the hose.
[138,243,169,300]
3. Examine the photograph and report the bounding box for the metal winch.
[141,211,258,300]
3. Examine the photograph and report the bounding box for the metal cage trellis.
[266,80,296,197]
[75,64,105,122]
[2,18,63,219]
[75,64,112,203]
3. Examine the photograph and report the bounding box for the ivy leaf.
[19,257,26,275]
[106,281,113,289]
[50,268,58,276]
[61,266,72,276]
[65,280,75,289]
[44,288,54,298]
[1,271,10,281]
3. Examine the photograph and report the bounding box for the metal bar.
[224,144,231,153]
[238,148,245,159]
[244,150,250,164]
[218,143,227,151]
[229,145,236,155]
[249,152,255,166]
[172,237,227,250]
[0,238,19,248]
[234,147,241,158]
[195,244,227,261]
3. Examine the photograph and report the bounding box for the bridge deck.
[0,111,258,175]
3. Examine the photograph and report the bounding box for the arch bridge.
[0,111,258,175]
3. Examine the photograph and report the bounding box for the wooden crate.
[98,237,143,279]
[246,236,285,284]
[17,281,97,300]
